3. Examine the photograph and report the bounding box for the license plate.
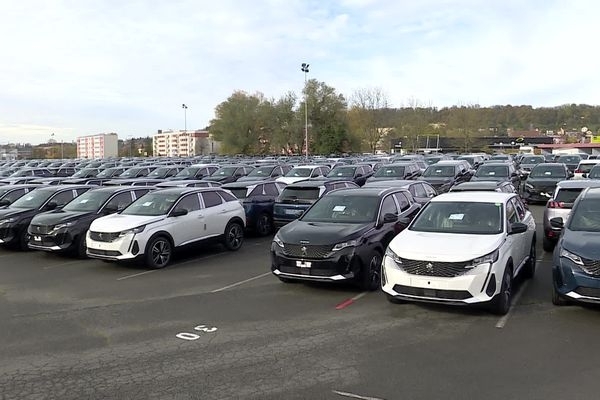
[296,260,312,268]
[33,236,41,242]
[285,209,303,215]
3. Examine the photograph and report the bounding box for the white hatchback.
[382,192,536,315]
[86,187,246,268]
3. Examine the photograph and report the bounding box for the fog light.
[486,273,496,297]
[132,241,139,255]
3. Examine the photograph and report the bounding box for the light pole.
[182,104,188,133]
[301,63,309,159]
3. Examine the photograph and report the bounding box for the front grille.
[29,225,51,234]
[89,231,120,242]
[574,286,600,298]
[581,258,600,276]
[397,258,471,277]
[393,284,471,300]
[88,248,122,257]
[282,244,333,259]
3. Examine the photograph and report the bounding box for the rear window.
[555,188,583,204]
[578,163,599,173]
[280,187,320,200]
[228,188,249,199]
[557,156,581,164]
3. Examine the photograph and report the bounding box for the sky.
[1,0,598,145]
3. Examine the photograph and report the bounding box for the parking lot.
[1,204,599,400]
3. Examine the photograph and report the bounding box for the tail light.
[547,200,564,208]
[575,169,583,174]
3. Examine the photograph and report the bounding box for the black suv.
[0,184,41,207]
[366,162,421,182]
[271,187,421,290]
[523,163,571,203]
[470,162,521,188]
[325,164,374,186]
[203,165,255,184]
[237,165,292,182]
[27,186,153,257]
[419,160,472,193]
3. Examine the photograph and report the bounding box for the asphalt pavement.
[0,205,599,400]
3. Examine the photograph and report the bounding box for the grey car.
[542,179,600,252]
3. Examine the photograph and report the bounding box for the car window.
[506,200,519,223]
[134,189,152,199]
[412,183,427,198]
[51,190,75,207]
[76,188,90,196]
[218,190,237,202]
[248,185,263,197]
[105,192,134,211]
[176,193,201,212]
[381,195,398,216]
[393,192,411,211]
[3,188,25,203]
[513,197,526,220]
[263,183,279,196]
[202,191,223,208]
[423,184,437,197]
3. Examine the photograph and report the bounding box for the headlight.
[273,233,284,248]
[119,225,146,237]
[332,239,358,251]
[0,218,16,225]
[560,248,583,266]
[525,183,534,190]
[53,221,76,231]
[385,247,402,264]
[469,248,499,268]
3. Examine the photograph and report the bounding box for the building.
[152,130,219,157]
[76,133,118,159]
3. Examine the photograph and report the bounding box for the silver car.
[543,180,600,252]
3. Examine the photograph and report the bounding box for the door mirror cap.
[44,201,58,211]
[509,222,528,235]
[550,217,564,229]
[103,204,119,214]
[170,208,188,217]
[397,216,411,226]
[383,213,398,223]
[0,199,10,207]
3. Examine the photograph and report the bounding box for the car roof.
[37,184,92,192]
[578,159,600,164]
[328,187,407,197]
[581,187,600,200]
[88,185,153,193]
[285,179,351,188]
[0,183,43,189]
[363,179,414,188]
[290,165,324,169]
[431,191,514,203]
[535,162,564,167]
[222,181,269,188]
[431,160,465,166]
[451,181,504,190]
[152,187,224,195]
[556,180,600,189]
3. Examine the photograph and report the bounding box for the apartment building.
[76,133,118,159]
[152,130,212,157]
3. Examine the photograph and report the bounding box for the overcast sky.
[1,0,598,144]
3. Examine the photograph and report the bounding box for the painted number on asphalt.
[176,324,218,341]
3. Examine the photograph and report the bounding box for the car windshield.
[96,168,121,178]
[327,167,355,178]
[301,194,379,223]
[373,166,405,177]
[63,190,114,212]
[568,200,600,232]
[10,189,55,209]
[120,168,144,178]
[121,192,179,216]
[554,188,584,204]
[557,156,581,164]
[0,187,14,196]
[247,166,274,177]
[475,165,509,178]
[422,165,455,177]
[457,157,475,166]
[285,168,312,177]
[212,167,237,177]
[279,187,321,202]
[521,156,544,164]
[148,167,170,177]
[530,165,567,178]
[410,201,503,235]
[424,157,443,165]
[175,167,197,178]
[72,168,97,178]
[577,163,599,173]
[9,170,32,177]
[228,188,250,199]
[588,167,600,179]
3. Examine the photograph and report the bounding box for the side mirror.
[509,222,528,235]
[355,173,363,178]
[383,213,398,223]
[397,216,411,226]
[44,201,58,211]
[103,204,119,214]
[0,199,10,207]
[170,208,188,217]
[550,217,564,229]
[568,171,574,178]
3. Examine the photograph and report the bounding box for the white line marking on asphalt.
[210,272,271,293]
[496,280,530,329]
[332,390,386,400]
[117,270,158,281]
[43,260,86,270]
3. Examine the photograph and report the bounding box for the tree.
[348,87,389,153]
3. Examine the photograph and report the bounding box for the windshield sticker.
[142,201,153,206]
[545,171,552,175]
[488,171,496,175]
[79,199,89,203]
[336,172,344,176]
[333,205,346,212]
[448,213,464,220]
[435,169,442,173]
[24,196,34,200]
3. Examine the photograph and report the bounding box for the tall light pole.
[182,104,188,133]
[301,63,309,159]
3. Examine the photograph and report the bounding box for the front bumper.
[523,187,553,203]
[86,232,140,261]
[0,225,19,245]
[27,227,79,252]
[553,258,600,304]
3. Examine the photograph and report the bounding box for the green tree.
[348,87,389,153]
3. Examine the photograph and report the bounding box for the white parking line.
[332,390,385,400]
[43,260,86,270]
[495,280,530,329]
[117,270,158,281]
[210,272,271,293]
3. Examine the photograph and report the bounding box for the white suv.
[86,187,246,268]
[382,191,536,315]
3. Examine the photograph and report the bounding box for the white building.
[76,133,118,159]
[152,130,217,157]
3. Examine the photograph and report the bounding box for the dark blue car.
[551,187,600,306]
[222,180,286,236]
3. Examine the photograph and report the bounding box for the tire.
[490,265,513,315]
[522,239,536,279]
[76,234,88,259]
[223,221,244,251]
[543,236,555,252]
[386,294,406,304]
[552,285,569,306]
[18,228,29,251]
[145,236,172,269]
[255,213,273,236]
[359,251,382,291]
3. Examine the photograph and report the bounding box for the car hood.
[419,177,453,185]
[0,208,33,220]
[389,230,505,262]
[526,177,566,186]
[30,210,94,226]
[471,175,507,182]
[203,176,231,182]
[562,230,600,260]
[89,214,165,233]
[278,220,372,245]
[276,177,311,185]
[367,176,403,182]
[237,176,269,182]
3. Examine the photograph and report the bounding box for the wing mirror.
[0,199,10,207]
[383,213,399,223]
[44,201,58,211]
[170,208,188,217]
[103,204,119,214]
[508,222,528,235]
[550,217,564,229]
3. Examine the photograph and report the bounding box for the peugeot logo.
[301,246,307,256]
[426,262,434,272]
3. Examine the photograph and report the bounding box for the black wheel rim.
[257,215,270,235]
[369,254,381,287]
[151,239,170,267]
[228,224,243,249]
[502,270,512,305]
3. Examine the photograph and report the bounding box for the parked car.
[382,191,536,315]
[523,163,571,204]
[276,165,330,185]
[222,180,286,236]
[273,180,359,227]
[518,155,546,178]
[237,165,292,182]
[29,177,70,185]
[325,164,374,186]
[573,159,600,179]
[541,180,600,252]
[86,187,246,268]
[203,165,255,184]
[363,180,437,205]
[61,168,100,184]
[450,181,517,194]
[470,162,521,188]
[0,184,41,207]
[146,166,186,179]
[27,186,153,257]
[115,166,156,179]
[418,160,472,193]
[271,187,421,290]
[0,185,92,250]
[366,162,421,182]
[555,154,582,173]
[551,187,600,306]
[167,164,219,181]
[456,155,484,169]
[103,178,165,186]
[155,180,222,188]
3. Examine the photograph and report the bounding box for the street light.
[301,63,309,159]
[182,104,188,133]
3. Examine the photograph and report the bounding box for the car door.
[393,191,420,220]
[512,196,535,266]
[169,193,202,245]
[378,194,400,235]
[504,198,527,273]
[200,191,227,237]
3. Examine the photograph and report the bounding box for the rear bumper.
[553,259,600,304]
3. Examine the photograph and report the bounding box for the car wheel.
[145,236,172,269]
[255,213,273,236]
[490,266,512,315]
[386,294,406,304]
[18,228,29,251]
[223,221,244,251]
[359,251,382,291]
[542,236,555,252]
[76,234,88,259]
[522,239,536,279]
[552,285,569,306]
